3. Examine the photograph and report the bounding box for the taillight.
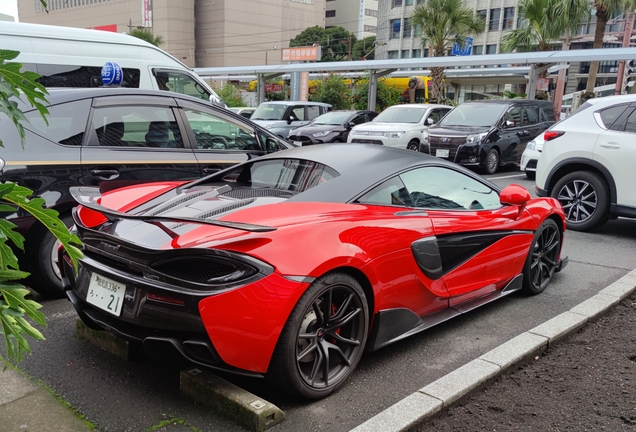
[544,131,565,141]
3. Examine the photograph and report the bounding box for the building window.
[489,8,501,31]
[503,7,515,30]
[401,50,410,58]
[424,48,429,57]
[403,18,413,37]
[486,44,497,54]
[416,0,425,4]
[392,0,402,7]
[406,0,414,5]
[365,9,378,17]
[364,25,378,32]
[477,9,487,22]
[388,50,399,59]
[473,45,483,55]
[390,19,401,39]
[326,10,336,17]
[414,24,422,36]
[412,49,421,57]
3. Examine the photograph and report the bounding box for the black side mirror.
[347,122,356,128]
[288,116,295,124]
[266,138,280,153]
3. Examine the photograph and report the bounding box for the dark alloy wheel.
[268,273,368,399]
[484,148,499,174]
[407,140,419,151]
[551,171,609,232]
[522,219,561,295]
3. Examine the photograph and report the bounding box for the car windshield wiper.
[70,187,276,233]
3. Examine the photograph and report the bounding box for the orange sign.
[282,46,320,62]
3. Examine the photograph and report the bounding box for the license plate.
[87,273,126,316]
[294,141,302,146]
[436,149,450,158]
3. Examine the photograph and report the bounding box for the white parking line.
[489,174,526,180]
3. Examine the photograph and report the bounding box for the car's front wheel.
[484,148,500,174]
[268,273,368,399]
[551,171,609,231]
[522,219,561,295]
[407,140,419,151]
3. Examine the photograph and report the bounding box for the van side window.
[522,106,539,125]
[154,70,209,101]
[290,106,306,121]
[92,106,183,148]
[31,64,140,88]
[502,107,521,127]
[24,99,91,146]
[184,109,259,151]
[306,105,320,120]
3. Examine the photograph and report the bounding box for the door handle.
[90,169,120,180]
[599,142,620,149]
[202,167,221,175]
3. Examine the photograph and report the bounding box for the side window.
[92,106,183,148]
[257,131,285,152]
[24,99,91,146]
[34,64,140,88]
[291,106,306,121]
[351,114,366,125]
[184,109,259,151]
[597,105,629,129]
[400,167,501,210]
[154,70,210,101]
[366,112,378,122]
[539,106,553,122]
[427,109,446,124]
[357,176,412,207]
[502,107,521,127]
[622,109,636,133]
[522,106,539,125]
[306,105,321,121]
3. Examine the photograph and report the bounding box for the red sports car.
[62,144,567,400]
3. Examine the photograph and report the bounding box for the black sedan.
[288,110,377,145]
[0,87,292,299]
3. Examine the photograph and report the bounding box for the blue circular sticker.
[101,61,123,86]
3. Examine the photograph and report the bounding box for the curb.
[350,270,636,432]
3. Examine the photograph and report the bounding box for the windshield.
[374,107,426,124]
[439,103,507,127]
[311,111,352,125]
[251,104,287,121]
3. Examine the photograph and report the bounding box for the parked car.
[347,104,451,150]
[63,144,567,400]
[229,107,256,119]
[250,101,332,139]
[287,110,378,145]
[536,94,636,231]
[421,99,555,174]
[0,88,293,299]
[520,134,545,179]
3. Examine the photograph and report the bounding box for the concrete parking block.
[569,293,621,320]
[599,281,636,300]
[419,359,500,408]
[350,392,443,432]
[528,311,588,345]
[479,332,548,368]
[180,368,284,432]
[75,318,141,361]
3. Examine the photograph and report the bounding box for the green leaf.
[2,286,46,326]
[0,219,25,250]
[0,269,30,282]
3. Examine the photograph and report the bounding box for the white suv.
[536,94,636,231]
[347,104,451,150]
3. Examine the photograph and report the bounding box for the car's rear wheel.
[407,140,419,151]
[484,148,500,174]
[268,273,368,399]
[551,171,609,231]
[26,213,73,299]
[522,219,561,295]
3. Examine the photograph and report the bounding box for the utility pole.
[127,18,132,33]
[348,36,352,61]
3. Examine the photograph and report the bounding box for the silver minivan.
[251,101,332,138]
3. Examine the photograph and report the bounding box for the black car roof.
[235,144,498,203]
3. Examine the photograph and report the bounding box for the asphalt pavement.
[2,269,634,432]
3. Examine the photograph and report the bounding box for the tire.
[522,219,561,295]
[551,171,609,232]
[525,170,536,180]
[483,148,500,174]
[26,214,73,299]
[407,140,419,151]
[268,272,369,399]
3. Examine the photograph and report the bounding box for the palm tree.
[411,0,485,103]
[585,0,636,94]
[500,0,589,53]
[130,28,164,47]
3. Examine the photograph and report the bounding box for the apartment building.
[325,0,378,39]
[17,0,326,67]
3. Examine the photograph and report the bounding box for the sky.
[0,0,18,20]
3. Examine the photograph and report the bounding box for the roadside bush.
[312,74,352,110]
[351,76,402,111]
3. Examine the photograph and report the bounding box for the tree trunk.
[430,67,445,103]
[585,7,609,94]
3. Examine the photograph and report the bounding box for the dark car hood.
[427,125,492,136]
[291,124,341,135]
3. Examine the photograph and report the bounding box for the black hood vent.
[145,189,212,216]
[220,187,294,199]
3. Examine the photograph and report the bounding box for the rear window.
[24,99,91,146]
[226,159,339,193]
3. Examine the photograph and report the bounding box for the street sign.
[452,37,473,56]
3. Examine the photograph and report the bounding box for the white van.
[0,21,224,106]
